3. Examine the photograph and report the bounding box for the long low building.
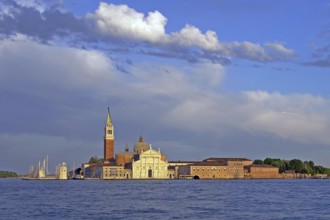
[173,158,251,179]
[172,158,281,179]
[178,162,244,179]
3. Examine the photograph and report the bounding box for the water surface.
[1,179,329,219]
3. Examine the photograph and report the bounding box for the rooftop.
[203,158,252,162]
[245,164,277,168]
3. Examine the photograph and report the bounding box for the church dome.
[133,136,149,154]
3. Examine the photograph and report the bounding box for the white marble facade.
[132,147,168,179]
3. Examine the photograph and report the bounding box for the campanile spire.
[106,107,112,125]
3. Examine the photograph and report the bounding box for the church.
[84,108,171,179]
[131,144,169,179]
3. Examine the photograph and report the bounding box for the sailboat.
[22,156,56,180]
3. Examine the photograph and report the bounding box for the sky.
[1,0,330,173]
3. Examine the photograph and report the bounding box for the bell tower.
[104,107,114,161]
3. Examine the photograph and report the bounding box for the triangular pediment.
[140,148,160,156]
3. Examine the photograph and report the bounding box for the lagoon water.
[0,179,330,219]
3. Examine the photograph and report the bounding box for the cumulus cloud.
[170,24,220,50]
[0,1,295,63]
[87,3,167,43]
[87,3,295,62]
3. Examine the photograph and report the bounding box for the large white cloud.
[87,3,294,62]
[87,3,167,43]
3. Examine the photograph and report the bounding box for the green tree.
[325,168,330,176]
[253,159,263,164]
[264,158,273,165]
[308,161,315,169]
[279,162,287,173]
[253,157,329,175]
[283,160,290,170]
[301,168,308,174]
[314,166,326,174]
[289,159,303,172]
[302,161,314,174]
[0,171,18,178]
[271,160,282,168]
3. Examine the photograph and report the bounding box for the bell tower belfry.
[104,107,114,161]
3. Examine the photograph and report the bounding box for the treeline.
[254,158,330,176]
[0,171,18,178]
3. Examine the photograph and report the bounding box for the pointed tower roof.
[106,107,112,125]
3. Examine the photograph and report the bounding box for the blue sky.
[0,0,330,173]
